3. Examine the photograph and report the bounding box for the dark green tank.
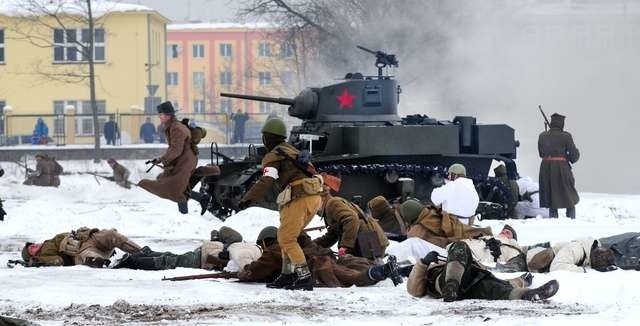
[203,46,519,220]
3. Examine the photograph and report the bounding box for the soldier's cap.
[550,113,565,119]
[22,242,34,261]
[368,196,392,218]
[549,113,565,129]
[501,224,518,241]
[35,153,48,159]
[590,240,616,272]
[107,158,117,165]
[156,101,176,115]
[320,173,342,193]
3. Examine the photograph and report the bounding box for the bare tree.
[8,0,107,162]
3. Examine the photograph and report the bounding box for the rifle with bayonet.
[162,271,238,281]
[539,105,550,131]
[81,171,135,187]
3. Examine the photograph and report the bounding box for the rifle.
[162,271,238,281]
[145,159,164,173]
[303,225,327,232]
[81,172,136,187]
[7,259,27,268]
[13,160,34,174]
[538,105,550,131]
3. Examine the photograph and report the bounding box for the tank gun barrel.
[220,92,295,106]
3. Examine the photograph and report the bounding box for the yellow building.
[0,1,168,144]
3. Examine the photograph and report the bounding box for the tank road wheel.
[474,178,515,220]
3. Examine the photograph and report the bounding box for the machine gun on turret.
[356,45,399,77]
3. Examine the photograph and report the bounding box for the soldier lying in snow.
[113,226,261,271]
[20,228,142,268]
[407,241,559,302]
[527,237,617,273]
[237,226,403,289]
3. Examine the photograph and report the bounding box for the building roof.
[168,22,279,31]
[0,0,163,19]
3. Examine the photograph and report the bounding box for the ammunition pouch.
[59,236,82,256]
[278,177,323,207]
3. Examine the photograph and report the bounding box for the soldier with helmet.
[538,113,580,219]
[239,117,325,290]
[430,163,480,224]
[23,153,63,187]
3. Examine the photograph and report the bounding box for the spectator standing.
[103,116,118,146]
[139,117,156,143]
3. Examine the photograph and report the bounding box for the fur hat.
[368,196,393,219]
[501,224,517,241]
[550,113,565,129]
[590,240,616,272]
[156,101,176,115]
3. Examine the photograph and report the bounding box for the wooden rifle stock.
[162,271,238,281]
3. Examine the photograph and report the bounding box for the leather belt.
[543,156,566,161]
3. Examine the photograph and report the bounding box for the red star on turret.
[336,88,356,109]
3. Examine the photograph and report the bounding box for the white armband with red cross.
[263,166,279,179]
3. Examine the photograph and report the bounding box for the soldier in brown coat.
[238,227,402,287]
[400,199,492,248]
[238,118,324,290]
[368,196,407,240]
[538,113,580,218]
[315,192,389,259]
[23,153,63,187]
[138,102,209,214]
[21,228,142,267]
[107,158,131,189]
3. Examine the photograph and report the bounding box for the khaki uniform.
[139,118,197,203]
[242,142,323,266]
[30,229,141,267]
[368,196,406,237]
[315,196,389,258]
[406,207,492,248]
[538,127,580,209]
[23,157,62,187]
[111,163,131,189]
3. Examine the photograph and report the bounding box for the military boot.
[177,202,188,214]
[566,207,576,219]
[521,280,560,301]
[442,279,460,302]
[286,264,314,291]
[549,208,558,218]
[267,260,295,289]
[367,255,403,286]
[190,191,212,216]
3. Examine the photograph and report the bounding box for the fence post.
[64,105,76,145]
[130,105,144,144]
[3,106,13,146]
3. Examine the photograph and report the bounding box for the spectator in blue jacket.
[139,117,156,143]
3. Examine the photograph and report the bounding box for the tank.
[202,46,519,220]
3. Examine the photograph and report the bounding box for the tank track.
[317,163,515,220]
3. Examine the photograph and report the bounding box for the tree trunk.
[87,0,101,163]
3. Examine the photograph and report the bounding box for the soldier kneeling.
[407,241,559,302]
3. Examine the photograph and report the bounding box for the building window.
[258,42,271,57]
[0,29,5,63]
[281,42,295,58]
[167,44,181,58]
[259,102,272,113]
[259,72,271,86]
[220,71,232,85]
[193,44,205,58]
[280,71,294,86]
[220,43,232,57]
[55,100,106,136]
[193,72,205,88]
[53,28,105,63]
[193,100,205,114]
[167,72,179,86]
[52,100,67,135]
[220,99,232,113]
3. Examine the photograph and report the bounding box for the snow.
[2,159,640,324]
[0,0,155,18]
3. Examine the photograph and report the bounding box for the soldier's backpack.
[181,118,207,154]
[59,227,100,256]
[51,158,63,175]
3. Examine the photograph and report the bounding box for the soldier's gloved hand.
[522,192,534,202]
[421,251,440,266]
[218,250,230,260]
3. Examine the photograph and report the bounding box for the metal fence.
[1,111,293,146]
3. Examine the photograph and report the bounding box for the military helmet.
[590,241,616,272]
[22,242,34,261]
[261,117,287,138]
[448,163,466,176]
[257,226,278,242]
[400,199,425,224]
[219,226,243,245]
[493,164,507,177]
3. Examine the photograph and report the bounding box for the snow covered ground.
[1,160,640,325]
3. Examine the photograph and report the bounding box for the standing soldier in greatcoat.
[238,117,324,290]
[538,113,580,219]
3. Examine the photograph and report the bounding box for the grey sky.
[121,0,239,22]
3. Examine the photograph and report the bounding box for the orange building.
[166,22,301,117]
